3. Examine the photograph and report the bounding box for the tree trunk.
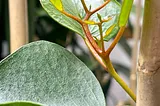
[9,0,28,53]
[137,0,160,106]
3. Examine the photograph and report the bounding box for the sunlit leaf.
[104,25,119,41]
[119,0,133,27]
[50,0,63,11]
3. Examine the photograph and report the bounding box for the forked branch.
[59,0,136,102]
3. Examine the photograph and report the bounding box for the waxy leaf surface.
[0,41,105,106]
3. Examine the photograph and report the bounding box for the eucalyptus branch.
[85,38,136,102]
[61,10,102,54]
[102,16,113,23]
[80,0,112,55]
[82,24,102,54]
[104,58,136,102]
[91,0,110,16]
[61,11,83,24]
[98,23,105,52]
[81,0,89,13]
[80,0,135,102]
[84,39,106,68]
[42,0,136,103]
[84,0,111,20]
[105,26,125,56]
[62,0,135,102]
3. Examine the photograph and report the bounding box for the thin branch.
[61,11,84,25]
[61,2,103,55]
[82,24,102,54]
[85,38,136,102]
[91,0,110,15]
[81,0,89,13]
[61,11,102,54]
[105,26,125,56]
[84,0,111,20]
[84,39,106,68]
[105,58,136,102]
[98,24,105,52]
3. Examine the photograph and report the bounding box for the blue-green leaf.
[0,41,105,106]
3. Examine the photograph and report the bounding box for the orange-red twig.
[61,11,84,24]
[81,0,89,13]
[82,24,102,54]
[105,26,125,56]
[84,0,111,20]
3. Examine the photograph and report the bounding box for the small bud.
[104,24,116,37]
[84,20,96,25]
[97,13,102,22]
[89,5,92,11]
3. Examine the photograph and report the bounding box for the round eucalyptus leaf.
[0,41,105,106]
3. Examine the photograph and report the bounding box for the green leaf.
[40,0,121,41]
[118,0,133,27]
[104,24,119,41]
[88,0,120,41]
[50,0,63,11]
[0,41,105,106]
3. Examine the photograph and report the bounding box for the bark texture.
[137,0,160,106]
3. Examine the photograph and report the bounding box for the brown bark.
[9,0,28,53]
[137,0,160,106]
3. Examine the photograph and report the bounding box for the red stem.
[82,24,102,54]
